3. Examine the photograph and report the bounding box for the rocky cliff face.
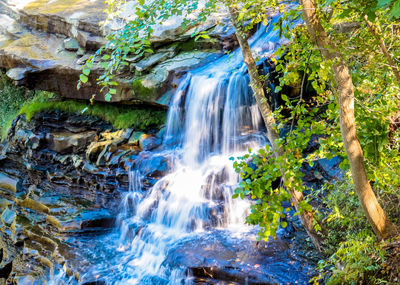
[0,0,237,105]
[0,110,170,283]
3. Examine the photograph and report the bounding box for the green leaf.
[109,88,117,95]
[80,74,88,84]
[102,54,111,60]
[82,68,90,76]
[390,0,400,17]
[237,12,245,22]
[105,93,112,102]
[281,221,288,228]
[377,0,392,8]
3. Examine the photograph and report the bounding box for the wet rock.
[166,231,313,284]
[45,215,62,230]
[317,156,342,180]
[82,281,106,285]
[0,199,10,210]
[14,129,42,150]
[140,136,161,151]
[128,132,146,145]
[13,275,37,285]
[60,211,115,233]
[80,217,115,230]
[63,38,80,51]
[127,132,161,151]
[86,142,109,162]
[160,51,218,72]
[17,198,50,214]
[129,51,219,104]
[77,48,85,56]
[133,51,174,72]
[135,153,170,180]
[46,131,97,154]
[0,173,19,193]
[82,162,99,174]
[100,129,133,142]
[1,208,16,226]
[128,132,155,149]
[86,129,132,165]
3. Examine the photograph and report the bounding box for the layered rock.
[0,110,166,283]
[0,0,237,104]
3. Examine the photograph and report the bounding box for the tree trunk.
[300,0,398,239]
[228,5,325,251]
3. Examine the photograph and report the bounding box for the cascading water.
[51,17,312,285]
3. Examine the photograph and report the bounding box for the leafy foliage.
[232,96,342,240]
[310,176,388,284]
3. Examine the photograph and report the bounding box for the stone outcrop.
[0,110,166,283]
[0,0,238,105]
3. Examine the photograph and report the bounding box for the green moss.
[0,72,31,140]
[131,77,156,100]
[19,98,166,131]
[177,38,218,52]
[178,39,197,52]
[0,70,165,140]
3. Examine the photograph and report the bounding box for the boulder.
[134,152,170,180]
[86,129,134,165]
[165,231,314,284]
[129,51,219,103]
[46,131,97,154]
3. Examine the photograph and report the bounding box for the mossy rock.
[131,77,159,102]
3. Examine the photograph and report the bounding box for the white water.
[50,18,285,285]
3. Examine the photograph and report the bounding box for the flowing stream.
[51,17,307,285]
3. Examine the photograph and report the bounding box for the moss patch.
[0,72,32,140]
[131,77,157,101]
[1,71,166,140]
[19,97,166,131]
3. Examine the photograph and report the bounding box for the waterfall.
[74,18,285,285]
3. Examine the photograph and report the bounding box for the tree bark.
[301,0,398,239]
[228,5,325,251]
[363,15,400,91]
